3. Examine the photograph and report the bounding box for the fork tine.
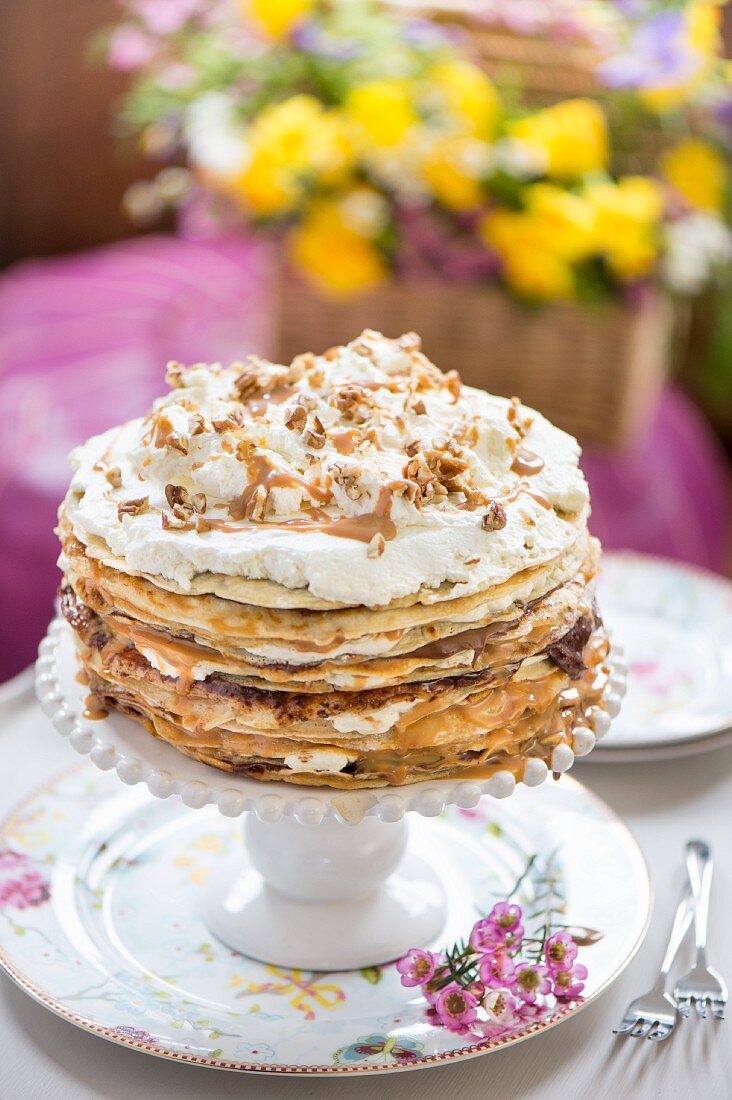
[711,999,726,1020]
[613,1016,638,1035]
[676,995,692,1018]
[630,1019,652,1038]
[694,998,708,1019]
[648,1023,672,1042]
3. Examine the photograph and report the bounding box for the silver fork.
[674,839,728,1021]
[613,886,694,1040]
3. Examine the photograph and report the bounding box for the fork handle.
[685,839,713,963]
[656,888,694,989]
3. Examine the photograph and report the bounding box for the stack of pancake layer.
[58,330,610,788]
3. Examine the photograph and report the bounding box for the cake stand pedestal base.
[204,814,446,969]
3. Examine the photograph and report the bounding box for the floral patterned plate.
[590,552,732,759]
[0,765,649,1076]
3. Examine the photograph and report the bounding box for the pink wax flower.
[107,25,157,71]
[514,962,552,1004]
[552,963,588,1002]
[470,904,524,953]
[396,948,437,988]
[544,931,579,972]
[0,869,51,910]
[478,951,516,990]
[482,987,521,1028]
[434,983,479,1033]
[0,850,27,872]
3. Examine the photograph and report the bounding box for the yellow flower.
[231,96,355,216]
[422,136,488,211]
[661,138,727,211]
[429,58,500,140]
[480,209,575,300]
[642,1,722,111]
[243,0,315,38]
[344,79,417,148]
[510,99,608,178]
[524,184,597,261]
[289,199,387,297]
[587,177,663,279]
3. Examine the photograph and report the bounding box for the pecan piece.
[245,484,268,521]
[117,497,149,520]
[284,403,308,434]
[105,466,122,488]
[367,532,386,558]
[212,408,245,432]
[482,501,507,531]
[302,415,326,450]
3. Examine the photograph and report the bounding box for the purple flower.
[0,870,51,910]
[552,963,588,1002]
[514,962,552,1004]
[434,983,479,1033]
[544,931,579,973]
[396,948,437,988]
[598,11,697,90]
[478,952,516,990]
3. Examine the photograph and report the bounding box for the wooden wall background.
[0,0,151,266]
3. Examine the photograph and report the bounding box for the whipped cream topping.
[64,330,589,607]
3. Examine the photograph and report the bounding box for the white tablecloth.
[1,681,731,1100]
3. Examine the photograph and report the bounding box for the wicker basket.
[272,271,673,448]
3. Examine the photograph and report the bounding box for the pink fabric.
[0,234,728,681]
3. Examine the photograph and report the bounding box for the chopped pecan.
[105,466,122,488]
[412,398,426,416]
[188,412,206,436]
[165,360,186,389]
[284,403,308,434]
[165,484,189,509]
[162,512,189,530]
[331,461,365,501]
[398,331,421,352]
[212,408,245,432]
[191,492,207,514]
[245,484,268,521]
[117,497,149,520]
[166,432,189,455]
[482,501,507,531]
[302,415,326,450]
[233,365,260,399]
[443,370,462,402]
[367,532,386,559]
[507,395,533,438]
[165,483,198,521]
[330,384,373,424]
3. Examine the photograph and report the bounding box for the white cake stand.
[36,619,626,971]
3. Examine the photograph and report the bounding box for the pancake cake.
[57,330,611,787]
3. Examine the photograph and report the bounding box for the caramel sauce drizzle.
[229,452,332,520]
[246,385,296,419]
[511,447,545,476]
[83,693,109,721]
[332,429,357,455]
[110,617,219,692]
[148,413,178,449]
